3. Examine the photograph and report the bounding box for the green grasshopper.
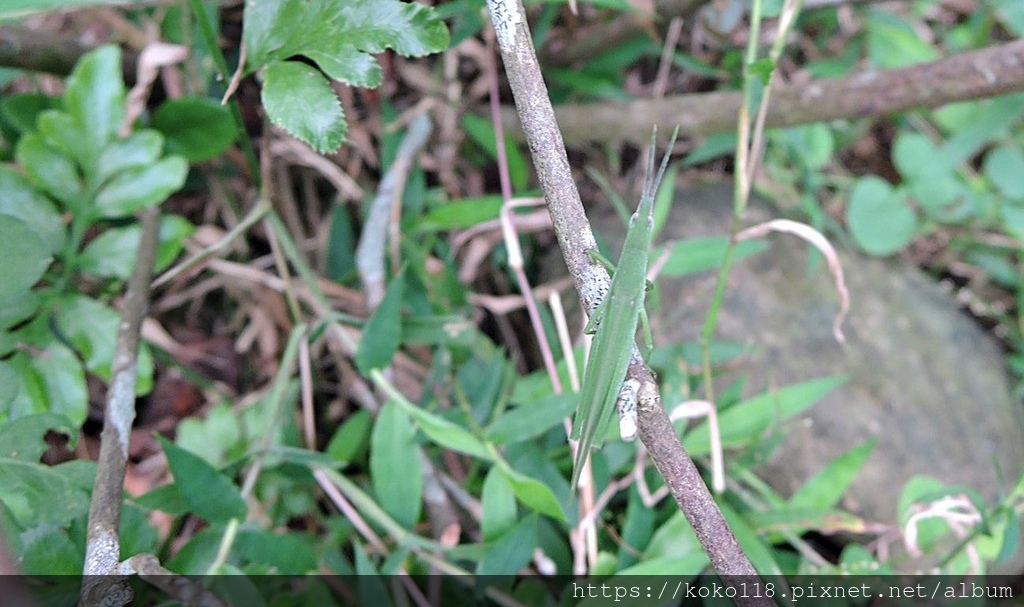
[570,126,678,491]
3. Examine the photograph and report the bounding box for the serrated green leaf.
[356,269,405,374]
[846,176,917,256]
[0,413,76,461]
[0,165,64,253]
[79,214,194,279]
[370,400,422,529]
[481,466,517,541]
[485,393,576,445]
[306,43,382,88]
[684,376,846,454]
[0,214,51,298]
[94,156,188,217]
[16,133,84,207]
[159,436,247,523]
[152,97,236,162]
[64,45,124,158]
[244,0,448,71]
[261,60,345,153]
[788,439,877,511]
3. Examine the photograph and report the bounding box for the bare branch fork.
[484,0,771,597]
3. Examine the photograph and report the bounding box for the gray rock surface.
[588,181,1024,532]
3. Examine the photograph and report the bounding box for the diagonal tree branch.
[485,0,772,599]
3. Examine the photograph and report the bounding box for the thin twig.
[80,206,161,606]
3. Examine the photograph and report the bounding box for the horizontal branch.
[512,40,1024,145]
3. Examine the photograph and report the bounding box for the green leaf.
[463,113,528,192]
[985,144,1024,200]
[0,214,51,299]
[788,439,877,511]
[0,165,64,253]
[243,0,449,72]
[0,362,16,408]
[659,236,768,277]
[485,393,576,445]
[721,502,783,576]
[416,196,504,231]
[356,269,405,374]
[18,524,82,575]
[495,459,566,521]
[305,43,382,88]
[152,97,236,162]
[370,400,422,529]
[261,60,345,153]
[846,176,917,256]
[0,413,76,461]
[36,110,87,161]
[97,129,164,182]
[684,133,736,166]
[383,388,491,461]
[325,409,371,465]
[0,92,59,135]
[5,342,88,427]
[866,10,939,69]
[477,514,537,576]
[0,459,89,527]
[684,376,846,454]
[79,215,195,279]
[646,511,703,560]
[16,133,84,207]
[54,294,154,392]
[94,156,188,217]
[481,466,517,541]
[64,45,124,158]
[892,132,961,211]
[158,436,247,523]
